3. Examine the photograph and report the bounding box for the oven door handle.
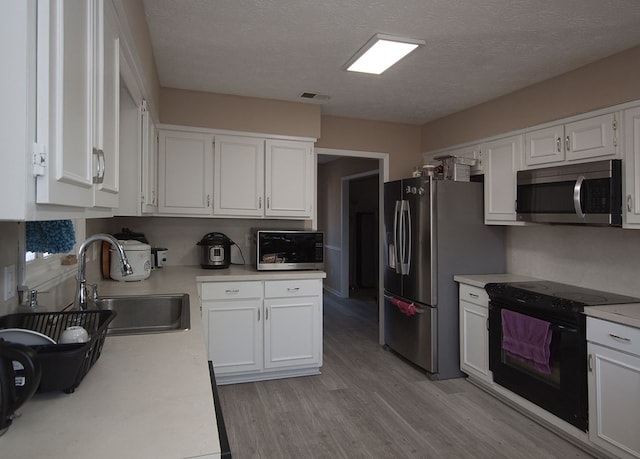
[550,324,578,333]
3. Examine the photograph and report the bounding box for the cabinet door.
[36,0,95,207]
[524,125,565,167]
[141,107,157,213]
[624,106,640,228]
[483,135,524,224]
[213,135,264,217]
[588,342,640,458]
[93,0,120,208]
[264,296,321,369]
[459,299,491,383]
[265,140,314,218]
[565,113,617,162]
[207,300,263,375]
[158,130,213,215]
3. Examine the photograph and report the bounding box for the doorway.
[316,148,389,344]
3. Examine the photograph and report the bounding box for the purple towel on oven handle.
[501,309,552,374]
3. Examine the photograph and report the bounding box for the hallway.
[217,291,591,458]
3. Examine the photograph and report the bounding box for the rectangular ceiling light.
[345,33,425,75]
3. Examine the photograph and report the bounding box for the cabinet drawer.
[587,317,640,355]
[200,281,263,300]
[459,283,489,307]
[264,279,320,298]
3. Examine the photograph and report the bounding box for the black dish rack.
[0,310,116,393]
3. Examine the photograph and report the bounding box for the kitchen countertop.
[2,264,327,458]
[584,303,640,329]
[453,273,540,288]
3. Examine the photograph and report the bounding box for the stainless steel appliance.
[516,159,622,226]
[486,281,640,432]
[254,230,323,271]
[383,177,505,379]
[197,233,233,269]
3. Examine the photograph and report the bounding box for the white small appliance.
[110,240,151,281]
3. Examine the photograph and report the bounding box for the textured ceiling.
[142,0,640,125]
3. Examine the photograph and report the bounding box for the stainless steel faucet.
[75,234,133,311]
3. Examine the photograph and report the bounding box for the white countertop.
[196,264,327,282]
[453,273,541,288]
[1,264,327,458]
[584,303,640,329]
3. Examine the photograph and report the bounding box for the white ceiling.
[142,0,640,125]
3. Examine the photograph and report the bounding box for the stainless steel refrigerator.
[384,176,505,379]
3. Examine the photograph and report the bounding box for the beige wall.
[318,116,422,181]
[119,0,161,116]
[421,44,640,152]
[160,88,322,139]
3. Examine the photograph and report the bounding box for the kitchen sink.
[95,293,190,336]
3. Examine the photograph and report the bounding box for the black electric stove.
[485,281,640,315]
[485,280,640,432]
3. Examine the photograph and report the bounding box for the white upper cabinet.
[524,125,565,166]
[158,129,214,215]
[212,134,314,219]
[624,106,640,229]
[213,135,265,217]
[35,0,120,209]
[93,0,120,208]
[524,113,618,168]
[483,135,524,224]
[141,109,158,214]
[265,139,314,218]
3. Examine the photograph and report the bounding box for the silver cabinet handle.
[267,197,270,209]
[257,309,260,321]
[206,194,211,207]
[565,135,570,152]
[628,194,633,213]
[469,293,479,299]
[609,333,631,342]
[265,307,269,320]
[573,175,585,218]
[588,354,593,372]
[225,289,240,294]
[556,137,561,153]
[287,287,300,292]
[259,197,262,209]
[93,148,105,184]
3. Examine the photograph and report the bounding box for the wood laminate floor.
[217,289,593,459]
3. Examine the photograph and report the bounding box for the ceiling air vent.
[300,92,330,101]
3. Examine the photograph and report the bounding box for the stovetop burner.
[485,280,640,314]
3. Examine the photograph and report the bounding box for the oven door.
[488,301,587,431]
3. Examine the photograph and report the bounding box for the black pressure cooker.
[197,232,233,269]
[0,340,42,435]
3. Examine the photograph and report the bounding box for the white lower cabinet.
[624,106,640,229]
[458,283,492,384]
[201,278,323,384]
[587,317,640,459]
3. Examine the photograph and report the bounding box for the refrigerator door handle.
[398,200,410,275]
[392,200,401,273]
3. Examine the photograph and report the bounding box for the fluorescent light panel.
[346,33,425,75]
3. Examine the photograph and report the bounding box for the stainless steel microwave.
[516,159,622,226]
[254,230,324,271]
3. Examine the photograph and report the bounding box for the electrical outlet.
[3,265,15,302]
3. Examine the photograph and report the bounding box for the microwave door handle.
[573,175,586,219]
